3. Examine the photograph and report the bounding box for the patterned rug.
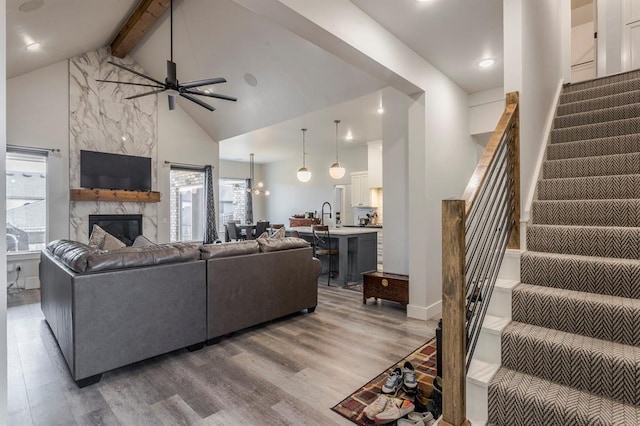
[331,338,437,425]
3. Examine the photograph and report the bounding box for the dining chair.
[224,224,231,242]
[254,221,269,238]
[311,225,338,286]
[226,222,244,241]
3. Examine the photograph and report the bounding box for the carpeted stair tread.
[531,199,640,227]
[558,89,640,116]
[546,134,640,160]
[542,152,640,179]
[554,103,640,129]
[560,78,640,104]
[512,284,640,346]
[520,251,640,299]
[502,321,640,406]
[537,175,640,200]
[527,224,640,259]
[563,70,640,94]
[551,117,640,144]
[488,367,640,426]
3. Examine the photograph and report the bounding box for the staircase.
[488,70,640,425]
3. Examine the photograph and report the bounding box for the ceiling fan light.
[265,190,270,196]
[297,167,311,182]
[257,181,264,188]
[329,163,345,179]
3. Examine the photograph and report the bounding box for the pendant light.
[247,153,270,195]
[329,119,346,179]
[297,128,311,182]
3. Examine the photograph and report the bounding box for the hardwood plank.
[110,0,170,59]
[150,395,202,426]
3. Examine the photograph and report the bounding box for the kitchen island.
[290,226,377,286]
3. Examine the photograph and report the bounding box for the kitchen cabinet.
[351,172,371,207]
[367,141,383,188]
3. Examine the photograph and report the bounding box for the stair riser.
[531,200,640,227]
[560,78,640,104]
[546,134,640,160]
[527,225,640,259]
[474,330,502,365]
[486,288,512,319]
[467,379,489,424]
[554,104,640,129]
[551,118,640,144]
[520,253,640,299]
[542,153,640,179]
[558,90,640,116]
[537,175,640,200]
[502,327,640,406]
[512,289,640,347]
[563,71,640,94]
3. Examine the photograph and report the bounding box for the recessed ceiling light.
[121,135,127,141]
[25,42,41,51]
[19,0,44,13]
[204,89,211,94]
[244,73,258,87]
[377,107,385,114]
[345,131,354,141]
[477,58,496,68]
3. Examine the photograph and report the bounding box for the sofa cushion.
[85,243,201,272]
[47,239,96,273]
[102,232,126,250]
[132,235,156,247]
[257,237,310,252]
[200,240,259,260]
[88,225,108,249]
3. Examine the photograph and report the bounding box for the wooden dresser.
[363,271,409,306]
[289,217,320,227]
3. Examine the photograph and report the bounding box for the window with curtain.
[170,167,205,242]
[6,150,47,253]
[218,178,247,234]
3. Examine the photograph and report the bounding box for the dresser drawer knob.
[381,279,389,287]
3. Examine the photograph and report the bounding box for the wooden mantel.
[70,189,161,203]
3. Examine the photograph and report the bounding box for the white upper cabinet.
[351,171,371,206]
[367,140,383,188]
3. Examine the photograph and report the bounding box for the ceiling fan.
[97,0,237,112]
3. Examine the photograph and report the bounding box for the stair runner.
[488,69,640,425]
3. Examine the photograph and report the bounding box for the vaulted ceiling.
[7,0,504,163]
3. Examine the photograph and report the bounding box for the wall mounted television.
[80,150,152,191]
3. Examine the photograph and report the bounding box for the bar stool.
[312,225,338,286]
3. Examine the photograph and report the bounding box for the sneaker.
[402,361,418,394]
[381,367,403,395]
[363,394,391,420]
[373,398,415,424]
[401,411,435,426]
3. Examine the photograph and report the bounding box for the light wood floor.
[8,285,437,425]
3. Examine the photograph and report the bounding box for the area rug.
[331,338,437,425]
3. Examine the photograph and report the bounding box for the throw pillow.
[132,235,156,247]
[88,225,108,249]
[102,232,126,251]
[257,231,270,239]
[271,227,286,239]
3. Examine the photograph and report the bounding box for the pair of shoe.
[397,411,435,426]
[381,361,418,395]
[363,395,415,424]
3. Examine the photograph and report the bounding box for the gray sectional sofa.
[40,237,321,387]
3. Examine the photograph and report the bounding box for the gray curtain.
[245,178,254,223]
[203,165,218,243]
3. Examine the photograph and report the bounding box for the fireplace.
[89,214,142,246]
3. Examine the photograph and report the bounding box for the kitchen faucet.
[321,202,332,226]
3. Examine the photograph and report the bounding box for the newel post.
[506,91,520,250]
[441,199,470,426]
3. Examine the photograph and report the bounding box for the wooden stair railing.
[440,91,520,426]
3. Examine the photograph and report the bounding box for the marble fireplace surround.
[69,47,159,244]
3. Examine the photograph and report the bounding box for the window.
[169,168,205,242]
[6,150,47,253]
[219,178,247,234]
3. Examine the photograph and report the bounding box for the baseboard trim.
[407,300,442,320]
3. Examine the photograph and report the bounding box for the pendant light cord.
[334,120,340,163]
[170,0,173,63]
[302,129,307,167]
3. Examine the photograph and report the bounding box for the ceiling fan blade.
[183,89,238,102]
[125,89,166,100]
[96,79,164,89]
[180,93,215,111]
[107,61,165,87]
[166,60,177,86]
[168,95,175,110]
[180,77,227,89]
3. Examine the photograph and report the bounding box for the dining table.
[237,223,256,239]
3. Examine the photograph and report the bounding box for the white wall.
[263,145,367,225]
[218,159,267,221]
[1,0,8,421]
[469,87,504,136]
[157,102,219,243]
[6,60,69,289]
[598,0,624,76]
[505,0,570,218]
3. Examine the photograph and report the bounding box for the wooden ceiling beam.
[110,0,170,58]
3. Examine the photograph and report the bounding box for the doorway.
[571,0,597,82]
